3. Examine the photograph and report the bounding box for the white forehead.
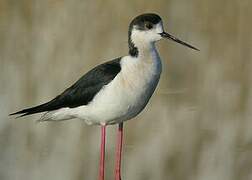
[155,22,164,33]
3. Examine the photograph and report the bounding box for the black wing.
[10,57,122,117]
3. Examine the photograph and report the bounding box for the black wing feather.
[10,58,121,117]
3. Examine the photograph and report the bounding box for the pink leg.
[115,123,124,180]
[99,125,106,180]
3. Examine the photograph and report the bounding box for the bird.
[10,13,199,180]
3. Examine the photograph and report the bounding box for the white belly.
[72,53,162,125]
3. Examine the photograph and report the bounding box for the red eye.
[145,22,153,30]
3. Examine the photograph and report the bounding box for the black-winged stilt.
[10,13,199,180]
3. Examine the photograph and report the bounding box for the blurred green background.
[1,0,252,180]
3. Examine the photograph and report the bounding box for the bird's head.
[128,13,199,56]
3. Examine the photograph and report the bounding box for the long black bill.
[159,32,199,51]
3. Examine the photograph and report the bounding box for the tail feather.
[9,98,60,117]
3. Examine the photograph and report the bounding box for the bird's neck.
[129,39,158,59]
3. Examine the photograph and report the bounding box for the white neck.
[138,42,156,57]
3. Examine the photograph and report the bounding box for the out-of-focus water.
[1,0,252,180]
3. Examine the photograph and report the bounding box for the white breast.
[73,47,162,125]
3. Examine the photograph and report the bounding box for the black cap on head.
[129,13,162,31]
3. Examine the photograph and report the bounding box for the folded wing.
[10,58,121,117]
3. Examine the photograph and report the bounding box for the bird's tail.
[9,99,58,118]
